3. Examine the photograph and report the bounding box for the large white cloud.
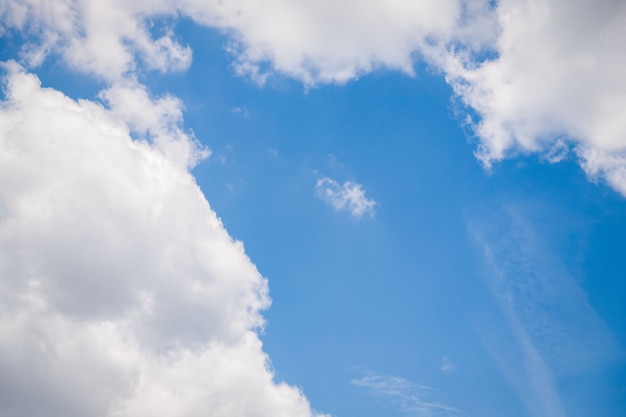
[0,0,468,83]
[1,1,625,412]
[5,0,624,195]
[445,0,626,195]
[0,66,324,417]
[193,0,626,196]
[183,0,466,84]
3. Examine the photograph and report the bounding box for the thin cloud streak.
[468,205,619,417]
[352,374,459,417]
[439,357,455,374]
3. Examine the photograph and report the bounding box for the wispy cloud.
[352,374,459,417]
[468,205,619,417]
[232,106,250,117]
[439,357,455,374]
[315,177,377,218]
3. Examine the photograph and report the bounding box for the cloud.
[192,0,626,196]
[468,206,619,417]
[2,1,625,412]
[232,106,250,117]
[1,0,192,81]
[0,66,326,417]
[0,0,467,84]
[5,0,626,195]
[315,177,377,218]
[444,0,626,194]
[99,80,210,169]
[352,373,459,417]
[187,0,466,85]
[439,357,455,374]
[577,147,626,196]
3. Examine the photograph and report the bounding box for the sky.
[0,1,625,417]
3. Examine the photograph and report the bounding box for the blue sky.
[0,1,625,417]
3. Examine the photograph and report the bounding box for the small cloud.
[352,373,459,417]
[542,138,569,163]
[440,356,455,374]
[231,106,250,117]
[327,153,344,169]
[315,176,377,218]
[267,148,279,158]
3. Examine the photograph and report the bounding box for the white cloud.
[0,67,326,417]
[190,0,626,196]
[352,374,459,417]
[444,0,626,193]
[316,177,377,218]
[2,0,625,411]
[184,0,464,85]
[0,0,466,84]
[4,0,626,195]
[440,357,455,374]
[542,139,570,164]
[1,0,192,81]
[576,147,626,196]
[99,80,210,169]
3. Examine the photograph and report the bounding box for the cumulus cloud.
[2,0,625,412]
[0,67,325,417]
[577,147,626,196]
[187,0,466,85]
[352,373,459,416]
[0,0,466,84]
[195,0,626,196]
[202,0,626,196]
[444,1,626,185]
[4,0,625,194]
[0,0,192,80]
[315,177,377,218]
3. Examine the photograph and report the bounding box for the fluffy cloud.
[5,0,625,194]
[184,0,465,84]
[0,66,324,417]
[1,1,625,411]
[445,0,626,195]
[316,177,377,218]
[0,0,192,80]
[0,0,465,83]
[194,0,626,196]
